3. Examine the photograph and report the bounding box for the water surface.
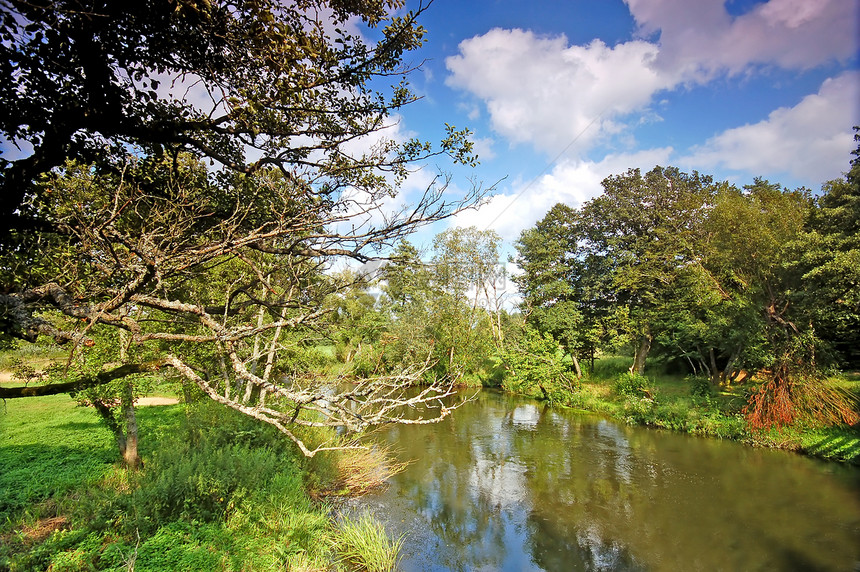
[357,390,860,571]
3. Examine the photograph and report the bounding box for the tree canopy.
[0,0,486,457]
[514,139,860,428]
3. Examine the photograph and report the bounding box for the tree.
[500,326,577,404]
[513,203,615,376]
[793,127,860,367]
[0,0,485,461]
[0,0,476,231]
[431,226,504,350]
[582,167,721,374]
[326,270,387,364]
[515,167,721,375]
[376,229,502,384]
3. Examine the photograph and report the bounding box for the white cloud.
[471,137,496,161]
[684,72,860,186]
[444,1,858,161]
[445,29,675,155]
[452,147,673,243]
[625,0,858,77]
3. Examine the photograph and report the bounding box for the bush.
[128,444,286,529]
[350,346,385,377]
[688,375,712,399]
[612,372,653,398]
[501,327,579,404]
[590,356,632,379]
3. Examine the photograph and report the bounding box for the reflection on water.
[356,390,860,571]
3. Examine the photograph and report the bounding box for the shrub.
[501,327,578,404]
[688,375,712,399]
[612,372,653,398]
[590,356,631,379]
[128,444,285,530]
[620,395,656,424]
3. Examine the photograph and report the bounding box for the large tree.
[794,128,860,367]
[0,0,475,227]
[515,167,721,375]
[0,0,485,460]
[513,203,613,377]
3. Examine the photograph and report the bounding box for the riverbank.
[552,371,860,465]
[0,392,402,571]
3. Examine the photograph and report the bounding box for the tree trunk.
[684,354,697,376]
[571,354,583,379]
[120,382,142,469]
[709,348,721,386]
[630,328,652,375]
[722,346,741,386]
[92,383,142,470]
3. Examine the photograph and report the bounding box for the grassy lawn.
[0,394,116,524]
[0,389,402,571]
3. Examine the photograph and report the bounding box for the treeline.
[513,134,859,423]
[330,132,860,430]
[325,226,514,385]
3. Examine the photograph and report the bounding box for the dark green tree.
[515,167,721,376]
[0,1,484,460]
[793,127,860,367]
[0,0,476,231]
[582,167,721,374]
[513,203,612,377]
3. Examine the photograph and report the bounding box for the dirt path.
[136,397,181,406]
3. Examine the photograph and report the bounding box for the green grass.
[562,358,860,464]
[0,392,402,571]
[333,513,403,572]
[0,394,116,524]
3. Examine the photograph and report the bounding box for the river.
[354,390,860,571]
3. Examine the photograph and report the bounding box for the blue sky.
[375,0,859,250]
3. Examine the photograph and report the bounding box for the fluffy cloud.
[445,1,858,159]
[452,147,673,242]
[626,0,858,77]
[445,29,674,155]
[684,72,860,186]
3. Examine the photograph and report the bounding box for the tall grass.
[1,396,405,571]
[333,513,403,572]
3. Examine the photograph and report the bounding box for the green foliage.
[350,345,386,378]
[612,372,653,398]
[513,146,860,426]
[688,375,712,399]
[501,327,578,405]
[0,0,483,457]
[376,232,504,384]
[590,356,634,379]
[124,522,228,571]
[128,444,285,530]
[1,394,407,571]
[0,341,64,368]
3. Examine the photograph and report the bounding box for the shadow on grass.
[53,421,102,431]
[803,430,860,464]
[0,444,116,522]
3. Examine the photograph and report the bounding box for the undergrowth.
[545,358,860,463]
[0,395,404,571]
